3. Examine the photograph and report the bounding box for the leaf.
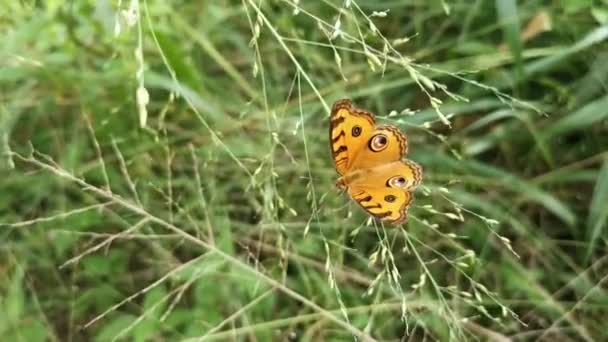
[585,160,608,262]
[133,286,167,342]
[520,11,552,42]
[592,6,608,24]
[564,0,594,14]
[94,314,137,342]
[4,266,25,322]
[573,52,608,107]
[154,30,201,91]
[427,152,577,226]
[495,0,523,74]
[544,95,608,139]
[467,159,576,226]
[524,25,608,77]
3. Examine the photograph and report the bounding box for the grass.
[1,0,608,341]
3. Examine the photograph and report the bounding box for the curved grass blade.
[585,160,608,263]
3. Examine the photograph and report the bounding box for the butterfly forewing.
[348,125,408,171]
[329,99,375,176]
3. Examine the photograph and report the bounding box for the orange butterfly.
[330,99,423,224]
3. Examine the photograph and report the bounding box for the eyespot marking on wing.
[369,134,389,152]
[387,176,408,188]
[377,125,408,157]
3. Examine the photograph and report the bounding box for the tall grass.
[1,1,607,340]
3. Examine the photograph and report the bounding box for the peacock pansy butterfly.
[330,99,423,224]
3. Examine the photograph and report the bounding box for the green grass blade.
[495,0,523,76]
[585,160,608,262]
[543,95,608,139]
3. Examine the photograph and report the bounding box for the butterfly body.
[330,99,423,224]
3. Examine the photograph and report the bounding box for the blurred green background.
[2,0,608,341]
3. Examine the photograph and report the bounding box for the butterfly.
[330,99,423,224]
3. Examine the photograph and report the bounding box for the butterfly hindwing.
[330,99,375,176]
[348,186,414,224]
[347,160,422,223]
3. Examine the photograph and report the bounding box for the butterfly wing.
[330,99,375,176]
[348,124,408,171]
[347,160,423,224]
[348,186,414,224]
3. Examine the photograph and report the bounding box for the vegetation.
[2,0,608,340]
